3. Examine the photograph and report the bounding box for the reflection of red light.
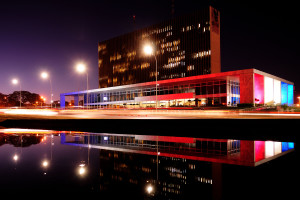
[255,141,265,162]
[135,135,194,144]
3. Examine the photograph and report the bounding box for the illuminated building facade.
[60,68,294,108]
[98,6,220,88]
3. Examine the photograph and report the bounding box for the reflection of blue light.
[288,142,294,149]
[282,142,288,152]
[282,142,294,151]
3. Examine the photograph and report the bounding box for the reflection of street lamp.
[77,163,87,176]
[143,44,158,111]
[76,63,89,109]
[145,183,155,196]
[13,154,19,162]
[12,78,21,108]
[146,185,153,194]
[297,97,300,106]
[42,160,49,168]
[41,71,53,108]
[41,159,49,175]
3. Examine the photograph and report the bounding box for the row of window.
[99,11,213,88]
[87,81,240,103]
[78,135,240,156]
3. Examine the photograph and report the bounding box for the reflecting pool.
[0,128,296,199]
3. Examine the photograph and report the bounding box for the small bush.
[237,103,254,108]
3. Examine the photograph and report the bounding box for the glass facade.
[61,68,293,108]
[81,79,240,108]
[98,6,220,88]
[60,132,294,166]
[61,133,242,160]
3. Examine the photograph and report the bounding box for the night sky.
[0,0,299,103]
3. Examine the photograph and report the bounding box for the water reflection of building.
[61,132,295,199]
[61,133,294,166]
[96,149,216,199]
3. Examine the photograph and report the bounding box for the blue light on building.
[281,82,288,105]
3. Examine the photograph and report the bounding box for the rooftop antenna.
[132,14,136,30]
[171,0,175,18]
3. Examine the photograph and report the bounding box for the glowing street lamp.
[143,44,158,111]
[76,63,86,73]
[143,44,154,56]
[40,71,53,108]
[41,72,48,79]
[76,63,89,109]
[40,96,46,107]
[12,79,18,85]
[12,78,21,108]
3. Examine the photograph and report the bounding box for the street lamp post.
[41,72,53,108]
[143,44,158,111]
[76,63,89,109]
[12,79,21,108]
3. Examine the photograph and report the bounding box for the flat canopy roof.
[62,68,294,96]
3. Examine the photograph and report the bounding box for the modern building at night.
[98,6,220,88]
[61,68,294,108]
[60,6,294,108]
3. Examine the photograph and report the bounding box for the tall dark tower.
[98,6,221,88]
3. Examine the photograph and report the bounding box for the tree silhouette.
[7,91,41,107]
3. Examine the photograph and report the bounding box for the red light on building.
[254,73,264,104]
